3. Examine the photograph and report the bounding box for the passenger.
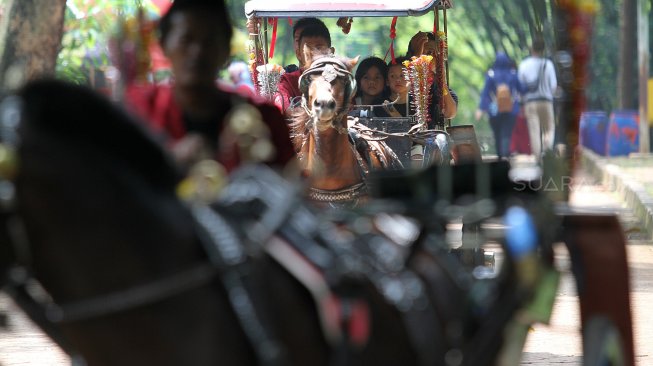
[126,0,295,172]
[274,22,333,114]
[246,17,325,73]
[287,17,329,72]
[518,37,557,157]
[383,56,410,117]
[351,56,391,118]
[406,31,458,128]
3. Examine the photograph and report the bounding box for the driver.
[274,22,334,115]
[126,0,295,172]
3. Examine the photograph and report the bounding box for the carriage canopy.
[244,0,453,18]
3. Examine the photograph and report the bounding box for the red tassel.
[269,18,278,59]
[390,16,397,64]
[384,17,398,64]
[433,7,438,34]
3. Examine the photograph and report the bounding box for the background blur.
[2,0,651,153]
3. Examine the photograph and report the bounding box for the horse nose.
[313,98,337,110]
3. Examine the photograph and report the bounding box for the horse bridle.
[298,56,357,133]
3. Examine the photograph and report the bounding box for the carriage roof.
[244,0,452,18]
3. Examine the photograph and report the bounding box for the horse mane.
[288,98,311,153]
[18,79,181,190]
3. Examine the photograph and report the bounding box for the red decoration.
[269,18,278,59]
[385,16,398,64]
[151,0,172,15]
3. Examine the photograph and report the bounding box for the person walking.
[475,52,522,159]
[518,38,557,157]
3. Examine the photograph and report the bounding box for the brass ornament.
[224,103,276,163]
[177,159,227,204]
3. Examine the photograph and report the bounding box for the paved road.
[0,294,69,365]
[521,170,653,365]
[0,167,651,365]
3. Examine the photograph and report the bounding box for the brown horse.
[290,52,401,206]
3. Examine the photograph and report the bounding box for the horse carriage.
[242,2,636,365]
[0,1,635,366]
[245,0,483,171]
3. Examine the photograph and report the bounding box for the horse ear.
[346,55,360,71]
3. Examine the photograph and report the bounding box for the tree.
[586,0,619,112]
[56,1,159,85]
[0,0,67,90]
[618,0,638,109]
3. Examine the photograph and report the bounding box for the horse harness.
[0,94,439,366]
[305,119,406,207]
[298,56,357,133]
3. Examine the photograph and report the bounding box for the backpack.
[525,60,546,93]
[496,83,513,113]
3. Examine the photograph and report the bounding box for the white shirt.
[518,56,557,102]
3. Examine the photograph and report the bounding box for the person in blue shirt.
[475,52,523,158]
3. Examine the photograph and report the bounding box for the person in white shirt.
[518,38,558,157]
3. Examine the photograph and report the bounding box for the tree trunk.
[0,0,67,91]
[618,0,638,109]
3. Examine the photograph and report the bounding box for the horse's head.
[297,51,358,133]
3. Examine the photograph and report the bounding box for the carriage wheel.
[583,316,626,366]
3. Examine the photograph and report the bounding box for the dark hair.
[293,17,327,38]
[406,31,436,57]
[298,24,332,47]
[158,0,233,45]
[532,37,545,53]
[388,56,410,68]
[354,56,389,99]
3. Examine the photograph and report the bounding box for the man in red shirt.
[273,19,333,114]
[126,0,295,172]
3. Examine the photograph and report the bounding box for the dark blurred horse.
[0,80,546,366]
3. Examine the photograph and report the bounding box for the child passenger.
[383,56,410,117]
[351,56,390,117]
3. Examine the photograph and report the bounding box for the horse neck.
[303,118,363,190]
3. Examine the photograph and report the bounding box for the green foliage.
[55,0,158,84]
[56,0,612,131]
[223,0,561,144]
[586,0,619,112]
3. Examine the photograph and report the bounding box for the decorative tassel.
[384,17,398,64]
[247,17,265,96]
[436,31,447,113]
[109,8,154,84]
[256,64,285,100]
[403,55,434,129]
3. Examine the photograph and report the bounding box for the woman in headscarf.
[475,52,523,158]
